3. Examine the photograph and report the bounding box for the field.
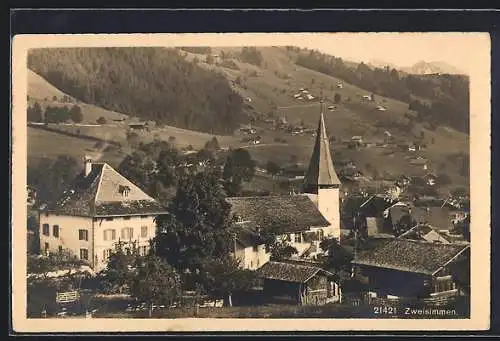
[27,127,125,169]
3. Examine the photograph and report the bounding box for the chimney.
[84,155,92,176]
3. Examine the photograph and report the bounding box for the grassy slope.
[27,47,468,192]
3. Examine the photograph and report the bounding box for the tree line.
[28,101,83,124]
[293,48,469,133]
[27,47,245,134]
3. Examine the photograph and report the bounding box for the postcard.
[11,32,491,332]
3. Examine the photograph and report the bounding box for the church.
[230,107,342,269]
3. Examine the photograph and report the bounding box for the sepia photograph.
[11,32,490,332]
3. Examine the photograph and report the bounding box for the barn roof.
[227,194,330,234]
[257,261,334,283]
[41,162,167,217]
[303,111,341,191]
[352,239,469,275]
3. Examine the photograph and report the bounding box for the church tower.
[303,104,342,241]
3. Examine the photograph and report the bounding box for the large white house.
[38,156,168,272]
[228,109,342,270]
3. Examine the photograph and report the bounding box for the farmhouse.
[228,194,333,264]
[38,156,167,271]
[128,122,147,130]
[257,261,341,305]
[352,238,470,299]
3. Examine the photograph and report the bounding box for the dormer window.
[119,185,131,197]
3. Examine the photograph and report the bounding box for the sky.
[293,33,489,76]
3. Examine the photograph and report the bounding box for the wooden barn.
[257,261,341,306]
[352,238,470,299]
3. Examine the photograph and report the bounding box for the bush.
[97,116,107,124]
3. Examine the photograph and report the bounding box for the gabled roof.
[352,239,469,275]
[303,110,341,191]
[41,162,167,217]
[234,223,265,247]
[227,194,330,234]
[398,224,451,244]
[257,261,334,283]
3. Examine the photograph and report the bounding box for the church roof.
[41,162,167,217]
[303,110,341,189]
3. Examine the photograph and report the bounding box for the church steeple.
[303,102,342,242]
[303,104,341,194]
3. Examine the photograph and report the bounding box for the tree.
[266,161,280,177]
[437,173,452,186]
[205,54,214,65]
[52,96,57,101]
[126,131,141,149]
[222,148,256,195]
[394,214,417,236]
[319,238,353,274]
[70,105,83,123]
[97,116,107,124]
[129,254,182,317]
[198,256,256,307]
[334,93,341,104]
[118,150,157,194]
[156,147,180,188]
[204,136,220,153]
[28,102,43,122]
[102,241,134,294]
[155,169,234,274]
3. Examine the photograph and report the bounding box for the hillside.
[26,46,470,197]
[27,47,245,134]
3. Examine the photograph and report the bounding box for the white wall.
[317,188,341,241]
[234,243,270,270]
[39,212,158,271]
[39,213,93,263]
[93,215,157,272]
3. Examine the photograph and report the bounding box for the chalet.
[352,239,470,299]
[38,156,167,271]
[227,194,332,262]
[385,204,455,234]
[257,261,341,305]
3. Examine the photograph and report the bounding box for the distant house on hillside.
[128,122,147,130]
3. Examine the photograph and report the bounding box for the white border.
[11,33,491,332]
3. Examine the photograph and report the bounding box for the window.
[58,246,63,254]
[80,248,89,260]
[141,226,148,238]
[294,233,302,243]
[142,246,148,256]
[123,216,131,221]
[121,227,133,240]
[42,224,50,236]
[79,229,89,241]
[44,242,49,251]
[140,215,148,219]
[53,225,59,238]
[105,217,114,221]
[103,249,112,260]
[103,229,116,241]
[252,245,258,252]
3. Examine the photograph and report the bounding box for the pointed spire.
[303,103,341,193]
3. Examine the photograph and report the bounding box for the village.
[26,102,471,319]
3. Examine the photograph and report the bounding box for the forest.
[27,47,245,134]
[292,48,470,133]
